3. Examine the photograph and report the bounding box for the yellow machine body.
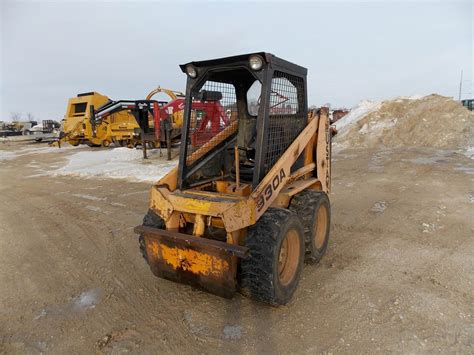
[59,92,139,147]
[136,109,332,297]
[135,53,334,303]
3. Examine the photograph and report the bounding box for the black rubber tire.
[139,209,165,263]
[240,208,305,306]
[289,190,330,264]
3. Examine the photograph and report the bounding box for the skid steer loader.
[135,52,332,305]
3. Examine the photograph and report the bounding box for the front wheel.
[290,190,330,264]
[240,208,305,306]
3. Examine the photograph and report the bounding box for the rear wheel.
[139,209,165,263]
[102,139,111,147]
[289,190,330,264]
[240,208,304,305]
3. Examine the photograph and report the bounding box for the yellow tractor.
[135,53,332,305]
[56,92,139,147]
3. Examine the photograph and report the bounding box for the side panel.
[251,117,318,221]
[316,108,331,193]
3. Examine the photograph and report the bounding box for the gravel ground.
[0,142,472,353]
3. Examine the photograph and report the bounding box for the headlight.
[249,55,264,71]
[185,65,197,78]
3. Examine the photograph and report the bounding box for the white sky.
[1,0,472,121]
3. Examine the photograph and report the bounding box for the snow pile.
[52,148,177,183]
[335,100,381,131]
[334,94,474,150]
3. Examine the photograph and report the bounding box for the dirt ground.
[0,141,473,354]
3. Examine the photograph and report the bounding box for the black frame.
[177,52,308,190]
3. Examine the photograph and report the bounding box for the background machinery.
[94,86,231,159]
[29,120,61,142]
[89,87,186,158]
[145,86,185,146]
[135,53,333,305]
[0,120,38,137]
[55,92,139,147]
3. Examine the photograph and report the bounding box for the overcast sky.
[1,0,472,121]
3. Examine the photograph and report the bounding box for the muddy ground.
[0,141,473,354]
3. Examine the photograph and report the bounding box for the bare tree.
[26,112,35,121]
[10,112,21,121]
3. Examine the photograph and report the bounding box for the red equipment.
[156,97,230,147]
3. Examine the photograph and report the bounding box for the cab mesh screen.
[262,71,306,174]
[186,81,238,165]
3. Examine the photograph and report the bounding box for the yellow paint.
[147,106,330,233]
[60,92,139,147]
[193,214,206,236]
[148,242,229,277]
[150,187,174,221]
[168,195,213,214]
[155,167,178,191]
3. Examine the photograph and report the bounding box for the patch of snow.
[222,325,242,340]
[359,119,397,134]
[51,148,177,183]
[0,150,18,161]
[72,194,106,201]
[455,164,474,175]
[421,222,436,233]
[370,201,387,214]
[85,205,102,212]
[71,288,102,312]
[463,147,474,160]
[392,94,425,102]
[335,100,381,132]
[0,145,78,162]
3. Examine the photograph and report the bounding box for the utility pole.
[458,70,463,101]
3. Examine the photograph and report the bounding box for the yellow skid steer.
[135,52,332,305]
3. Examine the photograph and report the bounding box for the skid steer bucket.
[135,226,249,298]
